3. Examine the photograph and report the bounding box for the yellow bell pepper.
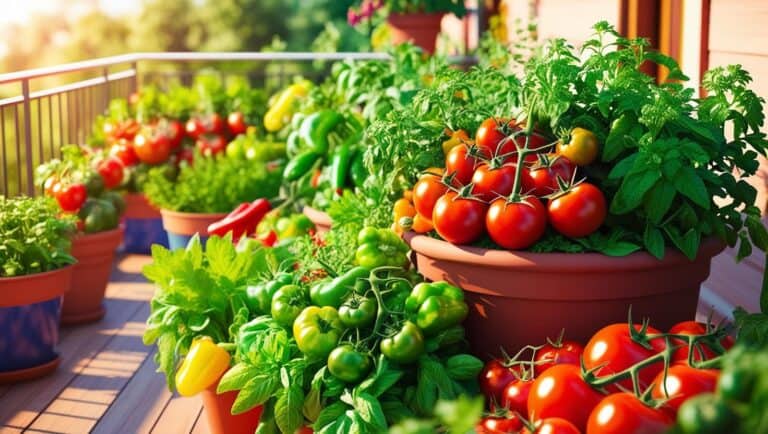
[175,336,231,397]
[263,81,312,132]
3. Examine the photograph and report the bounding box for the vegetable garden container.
[121,193,167,254]
[201,379,263,434]
[0,265,73,383]
[387,12,445,54]
[62,226,124,325]
[160,209,227,250]
[303,206,332,234]
[404,233,725,359]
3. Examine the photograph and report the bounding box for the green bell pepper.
[293,306,344,359]
[310,266,370,308]
[338,296,377,328]
[330,139,354,190]
[415,295,468,336]
[380,321,425,364]
[283,150,321,182]
[354,226,410,269]
[349,149,367,188]
[328,345,372,383]
[271,284,309,327]
[299,110,343,155]
[246,273,293,314]
[405,281,464,314]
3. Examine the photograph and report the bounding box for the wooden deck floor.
[0,248,763,434]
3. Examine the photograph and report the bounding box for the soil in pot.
[404,232,725,359]
[62,227,124,325]
[201,380,263,434]
[160,210,226,250]
[387,12,445,53]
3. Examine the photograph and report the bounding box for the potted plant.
[0,196,76,382]
[366,23,768,356]
[347,0,468,53]
[37,146,128,325]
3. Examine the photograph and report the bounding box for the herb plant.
[0,196,76,277]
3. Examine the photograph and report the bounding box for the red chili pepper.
[208,199,272,239]
[258,230,278,247]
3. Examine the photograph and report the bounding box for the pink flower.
[361,0,375,18]
[347,8,361,26]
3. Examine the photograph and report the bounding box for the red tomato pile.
[411,117,609,250]
[475,320,733,434]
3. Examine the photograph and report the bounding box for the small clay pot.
[62,227,124,325]
[201,378,263,434]
[0,265,73,382]
[387,12,445,53]
[160,209,226,250]
[404,233,725,359]
[303,206,332,234]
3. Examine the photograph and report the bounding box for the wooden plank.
[26,303,152,433]
[150,396,203,434]
[0,428,22,434]
[709,0,768,56]
[536,0,620,46]
[190,407,210,434]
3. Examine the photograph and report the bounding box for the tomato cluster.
[475,319,732,434]
[409,117,608,250]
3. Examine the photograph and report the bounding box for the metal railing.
[1,52,476,197]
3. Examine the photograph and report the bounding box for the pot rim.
[72,225,125,243]
[404,232,726,271]
[0,263,76,283]
[160,209,229,219]
[302,206,332,226]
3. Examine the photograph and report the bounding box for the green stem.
[509,115,537,201]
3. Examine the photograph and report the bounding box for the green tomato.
[380,321,425,364]
[270,284,309,328]
[338,297,377,328]
[101,191,126,216]
[677,393,737,434]
[84,172,105,197]
[327,345,372,383]
[293,306,343,359]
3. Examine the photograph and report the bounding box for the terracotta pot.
[122,193,167,254]
[387,12,445,53]
[62,227,124,325]
[0,265,73,382]
[404,233,726,359]
[201,379,263,434]
[124,193,160,219]
[160,209,226,250]
[303,206,332,234]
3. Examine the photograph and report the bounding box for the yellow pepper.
[441,129,470,155]
[175,336,231,397]
[263,81,312,132]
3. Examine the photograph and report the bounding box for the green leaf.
[232,374,279,415]
[746,215,768,251]
[597,240,642,257]
[314,402,349,431]
[607,154,638,179]
[664,226,700,260]
[157,333,177,391]
[358,357,404,398]
[380,398,414,425]
[610,169,661,214]
[734,307,768,346]
[275,385,305,434]
[217,362,256,393]
[255,398,278,434]
[354,392,388,431]
[445,354,484,380]
[673,166,711,209]
[434,396,484,434]
[644,225,666,259]
[645,181,676,224]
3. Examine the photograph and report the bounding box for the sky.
[0,0,139,25]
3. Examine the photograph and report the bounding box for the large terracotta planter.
[160,209,227,250]
[387,12,445,53]
[303,206,332,234]
[122,193,167,253]
[0,265,73,383]
[62,227,124,325]
[404,233,726,359]
[201,378,263,434]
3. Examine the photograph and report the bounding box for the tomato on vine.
[134,129,172,164]
[110,139,139,167]
[227,111,247,135]
[521,418,581,434]
[445,144,487,186]
[472,162,529,202]
[534,337,584,376]
[412,175,447,219]
[650,365,719,414]
[668,321,734,364]
[476,414,524,433]
[480,359,522,405]
[557,127,599,166]
[527,364,604,431]
[586,393,673,434]
[526,154,577,197]
[486,196,547,250]
[55,183,87,212]
[547,182,606,238]
[501,378,534,417]
[97,157,125,189]
[432,190,487,245]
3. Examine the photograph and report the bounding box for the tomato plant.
[55,183,88,212]
[445,144,487,186]
[97,157,124,189]
[521,418,581,434]
[534,339,584,376]
[475,117,512,156]
[433,191,487,245]
[227,111,247,135]
[586,392,673,434]
[650,365,719,414]
[526,155,576,197]
[412,176,447,219]
[185,118,206,139]
[528,364,604,431]
[134,130,172,165]
[486,196,547,250]
[480,359,522,406]
[547,183,606,238]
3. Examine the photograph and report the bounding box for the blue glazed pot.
[160,209,225,250]
[0,266,73,379]
[121,217,169,254]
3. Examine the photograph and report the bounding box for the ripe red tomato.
[586,392,673,434]
[497,133,550,161]
[527,155,577,197]
[476,117,511,156]
[547,183,606,238]
[521,418,581,434]
[480,359,522,406]
[55,183,87,212]
[476,415,523,433]
[471,163,524,202]
[110,139,139,166]
[486,196,547,250]
[669,321,734,364]
[204,113,225,134]
[445,144,487,186]
[413,176,448,219]
[116,119,140,140]
[165,120,184,149]
[501,379,534,417]
[583,323,666,392]
[534,340,584,376]
[97,157,125,189]
[432,191,487,245]
[134,130,172,165]
[185,118,206,140]
[227,112,247,135]
[650,365,719,414]
[196,134,227,157]
[528,364,604,431]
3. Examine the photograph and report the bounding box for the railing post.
[103,67,110,111]
[130,61,139,96]
[21,79,34,196]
